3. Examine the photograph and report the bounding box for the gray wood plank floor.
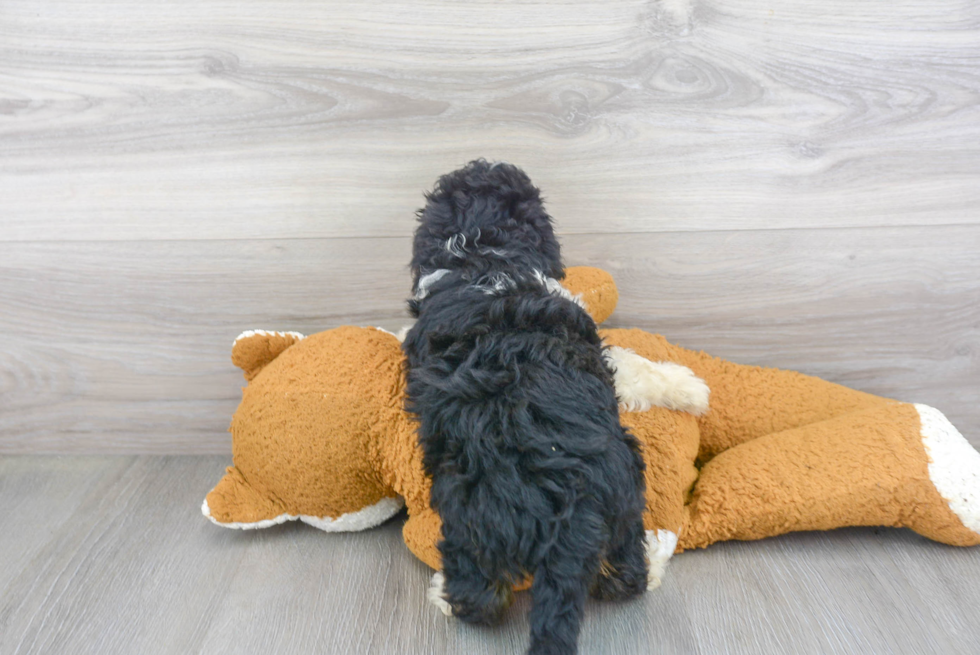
[1,455,978,655]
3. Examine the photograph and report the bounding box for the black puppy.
[402,160,649,655]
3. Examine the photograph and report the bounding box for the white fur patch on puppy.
[475,271,517,295]
[413,268,586,311]
[445,234,468,259]
[428,571,454,617]
[534,270,587,310]
[645,529,678,590]
[604,346,709,415]
[415,269,451,300]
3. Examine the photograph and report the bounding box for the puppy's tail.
[525,545,595,655]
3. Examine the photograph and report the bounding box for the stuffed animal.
[202,267,980,588]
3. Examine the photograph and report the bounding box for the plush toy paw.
[645,529,679,590]
[605,346,710,416]
[917,404,980,537]
[428,572,454,617]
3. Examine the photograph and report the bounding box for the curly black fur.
[403,160,649,655]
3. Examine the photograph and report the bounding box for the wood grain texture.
[1,455,979,654]
[1,0,978,454]
[2,0,979,240]
[2,226,977,453]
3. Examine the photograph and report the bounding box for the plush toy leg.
[619,409,700,587]
[679,402,980,550]
[403,507,444,571]
[599,329,889,461]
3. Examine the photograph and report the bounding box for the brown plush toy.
[203,267,980,589]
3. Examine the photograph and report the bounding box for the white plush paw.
[604,346,710,415]
[428,571,454,617]
[917,404,980,536]
[645,529,678,590]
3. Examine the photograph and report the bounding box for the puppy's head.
[410,160,563,293]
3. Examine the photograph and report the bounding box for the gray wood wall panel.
[1,456,979,654]
[1,0,978,452]
[1,226,977,453]
[2,0,979,241]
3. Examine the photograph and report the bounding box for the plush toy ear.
[231,330,305,381]
[561,267,618,324]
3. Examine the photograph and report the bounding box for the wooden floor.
[1,455,978,655]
